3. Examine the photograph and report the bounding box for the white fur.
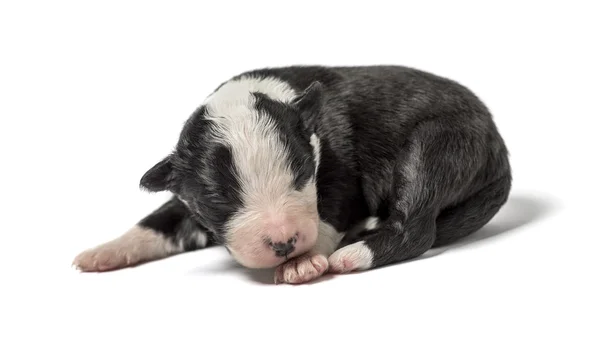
[328,241,374,273]
[310,133,321,171]
[312,220,345,257]
[203,76,304,218]
[396,141,422,214]
[273,220,344,284]
[274,252,329,284]
[72,225,182,272]
[203,76,297,107]
[177,194,190,208]
[363,217,379,230]
[203,76,321,268]
[194,231,208,248]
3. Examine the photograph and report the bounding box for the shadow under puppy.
[73,65,512,284]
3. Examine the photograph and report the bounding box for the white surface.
[1,1,598,337]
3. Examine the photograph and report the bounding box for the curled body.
[73,65,511,284]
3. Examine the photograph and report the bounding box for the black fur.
[137,197,217,251]
[139,65,511,271]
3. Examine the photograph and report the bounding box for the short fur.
[73,65,511,282]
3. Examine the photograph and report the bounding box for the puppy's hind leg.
[73,197,214,272]
[328,123,489,273]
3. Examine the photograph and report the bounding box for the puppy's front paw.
[328,241,374,274]
[274,253,329,284]
[73,244,141,272]
[72,226,180,272]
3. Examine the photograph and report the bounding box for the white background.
[1,1,598,337]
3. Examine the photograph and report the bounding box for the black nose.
[270,240,295,257]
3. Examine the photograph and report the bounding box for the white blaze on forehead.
[203,76,299,205]
[202,76,318,222]
[204,76,298,106]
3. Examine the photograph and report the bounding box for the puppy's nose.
[270,238,296,257]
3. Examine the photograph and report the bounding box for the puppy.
[73,65,511,284]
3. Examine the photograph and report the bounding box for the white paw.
[72,226,179,272]
[328,241,374,274]
[274,253,329,284]
[72,243,142,272]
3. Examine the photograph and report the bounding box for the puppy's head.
[140,79,323,268]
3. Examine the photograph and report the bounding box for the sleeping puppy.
[73,65,512,284]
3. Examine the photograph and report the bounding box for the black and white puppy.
[73,65,512,284]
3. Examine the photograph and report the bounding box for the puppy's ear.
[140,155,174,192]
[293,81,323,132]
